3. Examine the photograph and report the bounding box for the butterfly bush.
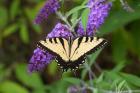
[34,0,60,24]
[28,0,112,72]
[47,23,72,38]
[28,48,54,72]
[77,0,112,36]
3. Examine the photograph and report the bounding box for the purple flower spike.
[28,23,72,72]
[34,0,60,24]
[77,0,112,36]
[76,23,85,37]
[47,23,73,39]
[28,48,54,73]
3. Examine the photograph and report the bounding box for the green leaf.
[120,73,140,87]
[99,7,140,36]
[93,88,98,93]
[48,60,57,75]
[81,69,87,79]
[0,7,8,29]
[3,24,18,37]
[81,49,102,79]
[112,62,126,72]
[71,12,78,25]
[15,63,45,89]
[50,81,69,93]
[24,8,35,22]
[81,8,90,32]
[24,1,45,22]
[65,5,87,17]
[88,49,102,66]
[24,2,43,34]
[112,30,127,64]
[62,77,82,84]
[128,20,140,57]
[96,72,104,83]
[19,23,29,44]
[10,0,20,19]
[33,89,47,93]
[110,79,123,90]
[0,64,6,81]
[44,80,70,93]
[94,80,111,90]
[32,24,41,34]
[0,81,28,93]
[81,0,88,5]
[62,72,71,78]
[117,80,126,91]
[104,71,122,81]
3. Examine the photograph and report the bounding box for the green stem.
[84,62,96,87]
[56,11,77,36]
[56,11,72,29]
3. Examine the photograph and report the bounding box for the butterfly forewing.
[38,38,70,62]
[70,37,107,61]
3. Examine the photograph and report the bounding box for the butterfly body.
[37,36,107,71]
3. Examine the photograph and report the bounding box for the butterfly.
[37,36,107,71]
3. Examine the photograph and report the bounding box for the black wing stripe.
[59,38,64,46]
[77,37,83,47]
[59,38,67,53]
[90,37,94,42]
[72,37,84,57]
[76,37,84,49]
[49,38,53,43]
[54,38,57,43]
[85,37,89,42]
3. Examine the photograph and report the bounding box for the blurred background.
[0,0,140,93]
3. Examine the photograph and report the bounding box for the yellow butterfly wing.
[37,36,107,71]
[37,38,69,62]
[70,37,107,62]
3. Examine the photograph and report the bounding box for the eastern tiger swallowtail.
[37,36,107,71]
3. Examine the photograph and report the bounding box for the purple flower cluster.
[28,23,72,72]
[77,0,112,36]
[34,0,60,24]
[28,48,54,73]
[29,0,112,72]
[47,23,72,39]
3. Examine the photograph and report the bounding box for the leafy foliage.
[0,0,140,93]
